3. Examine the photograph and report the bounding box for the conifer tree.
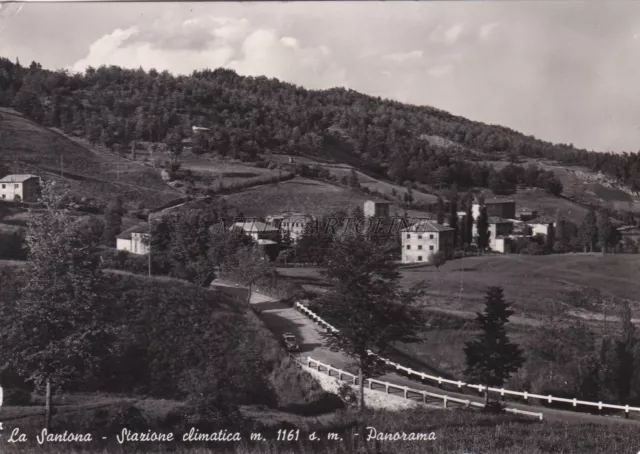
[464,286,525,407]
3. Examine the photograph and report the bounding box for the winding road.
[211,280,640,426]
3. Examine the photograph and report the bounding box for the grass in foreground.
[0,406,637,453]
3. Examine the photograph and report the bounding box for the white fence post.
[443,396,448,408]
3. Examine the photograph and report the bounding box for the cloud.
[444,24,465,44]
[70,16,347,90]
[479,22,500,40]
[427,65,453,78]
[382,50,423,63]
[7,1,640,152]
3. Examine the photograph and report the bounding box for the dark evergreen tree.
[579,209,598,252]
[464,286,525,406]
[476,205,489,253]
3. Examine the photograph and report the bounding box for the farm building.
[266,212,315,243]
[116,223,150,255]
[400,220,455,264]
[0,174,40,202]
[364,200,391,218]
[472,198,516,220]
[229,220,280,243]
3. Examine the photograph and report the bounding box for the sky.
[1,1,639,153]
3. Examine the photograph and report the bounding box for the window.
[406,245,410,250]
[429,234,434,239]
[429,245,434,251]
[1,194,4,199]
[14,184,19,188]
[417,235,422,239]
[406,234,410,239]
[418,256,423,261]
[418,245,423,250]
[1,184,4,189]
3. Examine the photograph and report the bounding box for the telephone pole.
[148,219,152,277]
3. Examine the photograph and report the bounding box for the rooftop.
[527,216,556,225]
[0,174,39,183]
[117,223,149,240]
[230,221,278,232]
[488,217,513,224]
[401,220,455,233]
[365,200,391,205]
[480,198,515,205]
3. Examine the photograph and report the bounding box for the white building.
[400,220,455,264]
[528,219,555,237]
[116,224,150,255]
[0,174,40,202]
[229,221,280,242]
[364,200,391,218]
[265,212,314,243]
[473,217,514,254]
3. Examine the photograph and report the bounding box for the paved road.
[211,280,640,426]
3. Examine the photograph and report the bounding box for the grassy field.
[0,108,181,209]
[179,157,282,188]
[486,158,640,215]
[221,177,425,218]
[268,154,438,205]
[0,404,637,453]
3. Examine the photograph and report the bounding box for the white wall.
[131,233,150,255]
[401,231,440,263]
[0,182,23,201]
[116,238,132,252]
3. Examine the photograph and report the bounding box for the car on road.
[282,333,300,352]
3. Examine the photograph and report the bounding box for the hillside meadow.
[221,177,426,218]
[0,108,181,209]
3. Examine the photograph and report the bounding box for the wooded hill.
[1,56,639,196]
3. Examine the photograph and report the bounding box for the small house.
[116,223,150,255]
[0,174,40,202]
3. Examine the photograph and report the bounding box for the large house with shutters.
[400,220,455,264]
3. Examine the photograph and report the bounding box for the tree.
[579,209,598,252]
[4,182,116,429]
[545,222,555,253]
[436,196,445,225]
[101,196,125,247]
[596,209,612,255]
[613,300,637,403]
[464,204,474,249]
[464,286,525,406]
[428,250,447,271]
[166,210,219,287]
[348,169,359,188]
[224,244,276,304]
[318,232,425,420]
[448,196,459,248]
[476,205,490,253]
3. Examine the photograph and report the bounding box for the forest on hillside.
[1,57,639,194]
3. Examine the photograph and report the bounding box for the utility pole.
[148,219,152,277]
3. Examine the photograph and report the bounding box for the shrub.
[100,249,148,274]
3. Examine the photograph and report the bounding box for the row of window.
[406,245,434,251]
[1,184,20,189]
[406,233,434,239]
